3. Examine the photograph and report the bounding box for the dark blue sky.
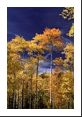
[7,7,73,41]
[7,7,74,74]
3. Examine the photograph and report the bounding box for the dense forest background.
[7,7,74,109]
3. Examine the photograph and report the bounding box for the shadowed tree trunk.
[13,72,16,109]
[29,75,33,108]
[50,46,53,108]
[36,58,39,108]
[22,80,24,108]
[18,89,20,109]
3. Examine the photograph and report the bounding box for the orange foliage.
[53,57,63,66]
[43,28,61,38]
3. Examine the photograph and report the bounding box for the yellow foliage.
[60,7,74,37]
[7,28,74,109]
[64,43,74,59]
[67,24,74,37]
[53,57,63,66]
[43,28,61,38]
[60,7,74,20]
[63,43,74,70]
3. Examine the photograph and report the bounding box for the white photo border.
[0,0,81,116]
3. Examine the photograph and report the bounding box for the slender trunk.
[22,80,24,109]
[29,75,32,108]
[18,89,20,109]
[69,94,74,109]
[13,91,16,109]
[13,72,16,109]
[52,93,55,109]
[36,58,39,108]
[26,82,29,108]
[50,49,53,108]
[7,95,10,108]
[68,102,70,109]
[31,75,32,108]
[29,82,31,108]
